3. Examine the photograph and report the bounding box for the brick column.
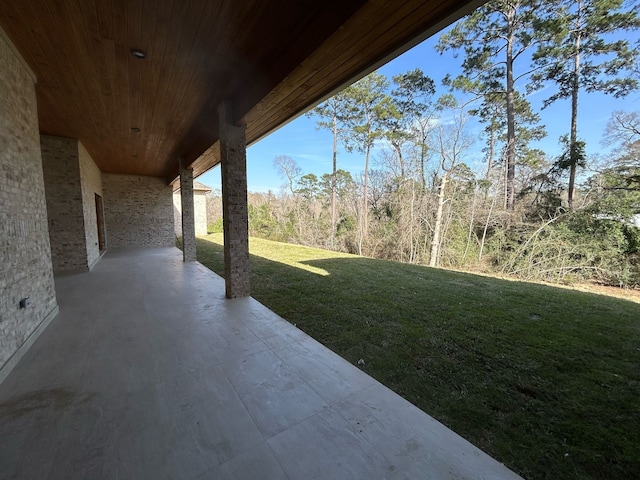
[219,100,250,298]
[179,157,197,262]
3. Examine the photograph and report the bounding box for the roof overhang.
[0,0,483,184]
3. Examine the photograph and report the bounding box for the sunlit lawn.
[196,233,640,480]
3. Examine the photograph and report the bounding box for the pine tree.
[385,69,436,185]
[437,0,543,211]
[307,91,353,246]
[531,0,640,207]
[342,72,394,254]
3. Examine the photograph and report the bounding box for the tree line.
[210,0,640,287]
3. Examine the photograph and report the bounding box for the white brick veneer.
[103,174,175,248]
[0,29,58,378]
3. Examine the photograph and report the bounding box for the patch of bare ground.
[574,283,640,303]
[447,264,640,304]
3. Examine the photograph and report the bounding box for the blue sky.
[198,24,640,193]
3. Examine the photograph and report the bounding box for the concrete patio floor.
[0,248,521,479]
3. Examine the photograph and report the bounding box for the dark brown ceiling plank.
[8,2,66,121]
[80,1,112,113]
[126,0,143,155]
[97,30,119,167]
[0,5,47,109]
[163,0,222,166]
[140,0,174,175]
[96,0,114,40]
[134,0,160,173]
[68,0,114,161]
[112,0,131,163]
[145,0,195,173]
[42,1,98,139]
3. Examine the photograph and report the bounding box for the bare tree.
[429,107,473,267]
[604,110,640,146]
[273,155,302,196]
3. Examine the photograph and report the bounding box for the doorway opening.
[95,194,106,252]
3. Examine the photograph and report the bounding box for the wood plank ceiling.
[0,0,482,182]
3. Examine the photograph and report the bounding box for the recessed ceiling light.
[130,49,146,59]
[131,127,141,133]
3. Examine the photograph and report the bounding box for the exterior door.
[95,194,106,252]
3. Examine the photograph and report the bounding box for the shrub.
[207,219,223,234]
[488,210,640,287]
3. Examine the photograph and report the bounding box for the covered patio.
[0,248,520,479]
[0,0,526,477]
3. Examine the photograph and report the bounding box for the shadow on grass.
[195,236,640,480]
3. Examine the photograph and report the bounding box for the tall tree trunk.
[503,149,508,209]
[430,173,448,267]
[505,5,517,211]
[358,143,371,256]
[364,144,370,237]
[485,127,495,181]
[484,126,496,202]
[409,183,416,263]
[463,182,478,263]
[393,142,405,178]
[568,1,582,208]
[420,142,427,190]
[331,113,338,245]
[479,192,497,262]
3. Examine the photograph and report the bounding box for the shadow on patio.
[0,248,521,479]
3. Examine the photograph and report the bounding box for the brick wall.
[78,142,103,267]
[41,137,104,272]
[41,136,89,272]
[194,192,208,235]
[0,30,58,374]
[103,174,174,247]
[173,190,209,236]
[173,193,181,237]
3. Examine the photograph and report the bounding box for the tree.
[429,105,473,267]
[470,91,504,182]
[470,90,546,206]
[307,91,352,245]
[343,72,394,255]
[531,0,640,207]
[605,110,640,146]
[602,110,640,192]
[384,69,436,184]
[273,155,301,196]
[437,0,543,211]
[296,173,320,200]
[320,169,356,201]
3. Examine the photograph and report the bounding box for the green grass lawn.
[196,234,640,480]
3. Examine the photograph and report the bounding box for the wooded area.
[211,0,640,288]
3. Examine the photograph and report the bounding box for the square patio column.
[219,100,250,298]
[179,157,197,262]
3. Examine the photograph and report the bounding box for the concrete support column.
[219,100,250,298]
[179,157,197,262]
